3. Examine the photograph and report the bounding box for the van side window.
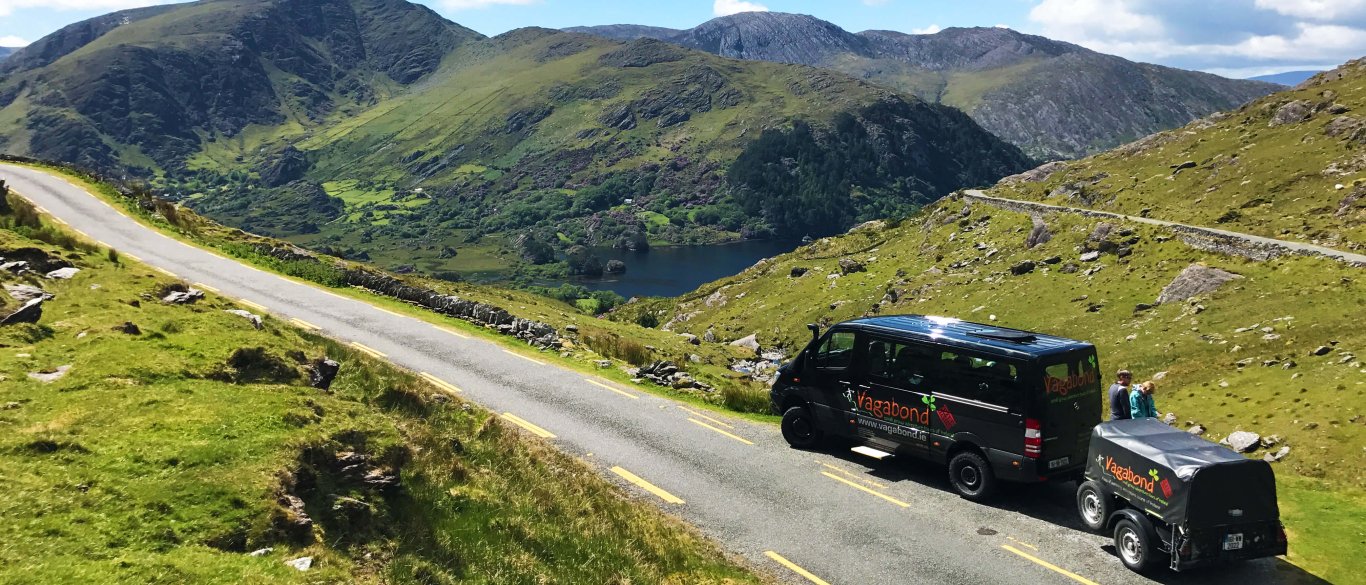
[813,331,856,369]
[864,338,933,387]
[935,351,1019,406]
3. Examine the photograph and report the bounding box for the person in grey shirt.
[1108,369,1133,421]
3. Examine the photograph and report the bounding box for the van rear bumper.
[987,449,1083,483]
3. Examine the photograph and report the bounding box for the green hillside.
[0,1,1031,283]
[992,58,1366,254]
[0,187,761,583]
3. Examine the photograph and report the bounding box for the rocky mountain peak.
[673,11,872,64]
[859,26,1080,71]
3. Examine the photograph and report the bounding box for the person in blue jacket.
[1108,369,1133,421]
[1130,380,1158,419]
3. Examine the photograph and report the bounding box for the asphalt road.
[2,164,1320,585]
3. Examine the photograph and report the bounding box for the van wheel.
[948,450,996,501]
[780,406,824,449]
[1076,481,1111,532]
[1114,517,1155,573]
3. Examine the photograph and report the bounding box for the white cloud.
[1253,0,1366,21]
[713,0,768,17]
[0,0,176,17]
[441,0,536,9]
[1027,0,1366,73]
[0,35,29,45]
[911,24,941,34]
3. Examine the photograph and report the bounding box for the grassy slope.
[993,59,1366,253]
[0,197,763,583]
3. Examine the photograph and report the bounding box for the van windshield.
[1041,351,1101,403]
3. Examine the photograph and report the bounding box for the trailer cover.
[1087,419,1279,526]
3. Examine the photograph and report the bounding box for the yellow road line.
[96,240,112,249]
[585,378,639,399]
[502,349,545,365]
[289,318,320,331]
[315,288,348,300]
[193,282,220,293]
[1001,545,1099,585]
[763,551,831,585]
[420,372,462,394]
[123,253,143,262]
[374,306,406,318]
[687,418,754,445]
[71,228,89,238]
[238,299,269,313]
[820,471,909,508]
[610,466,684,504]
[820,463,888,489]
[154,267,178,278]
[349,342,387,359]
[676,405,734,429]
[35,205,50,213]
[52,217,68,225]
[501,412,555,438]
[1007,536,1039,551]
[434,324,470,339]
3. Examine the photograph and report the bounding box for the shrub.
[583,333,651,366]
[722,383,772,414]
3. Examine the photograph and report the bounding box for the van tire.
[948,450,996,501]
[1076,480,1111,531]
[780,405,824,449]
[1114,517,1155,573]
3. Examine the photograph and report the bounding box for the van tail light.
[1024,418,1042,459]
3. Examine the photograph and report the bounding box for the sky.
[1,0,1363,78]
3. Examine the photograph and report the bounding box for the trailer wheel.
[780,405,824,449]
[1076,480,1111,532]
[1114,517,1155,573]
[948,450,996,501]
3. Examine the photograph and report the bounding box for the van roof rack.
[967,329,1037,342]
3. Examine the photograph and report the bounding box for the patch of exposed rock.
[1156,264,1242,304]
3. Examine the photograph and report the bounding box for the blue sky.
[1,0,1363,77]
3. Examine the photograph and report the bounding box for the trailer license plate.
[1047,457,1069,469]
[1224,533,1243,551]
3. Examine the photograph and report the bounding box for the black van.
[770,315,1102,500]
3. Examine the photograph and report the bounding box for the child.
[1129,380,1158,419]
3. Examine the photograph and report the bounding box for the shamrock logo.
[921,395,937,411]
[1148,469,1160,481]
[1088,355,1097,367]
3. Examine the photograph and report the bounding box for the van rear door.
[1037,349,1102,475]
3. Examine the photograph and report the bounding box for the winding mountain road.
[2,164,1322,585]
[962,189,1366,267]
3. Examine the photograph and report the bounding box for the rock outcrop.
[1156,264,1242,304]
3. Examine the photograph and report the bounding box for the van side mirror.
[807,323,820,342]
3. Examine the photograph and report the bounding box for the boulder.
[1311,346,1333,356]
[1264,446,1291,462]
[1042,255,1062,265]
[789,266,808,277]
[997,161,1068,184]
[248,548,273,557]
[1156,264,1242,304]
[284,557,313,571]
[1269,100,1312,127]
[1162,412,1177,424]
[225,310,263,330]
[604,259,627,274]
[729,333,761,353]
[1170,160,1197,172]
[703,328,717,343]
[45,267,80,280]
[4,283,51,302]
[670,372,695,389]
[1260,434,1282,448]
[1,297,44,325]
[679,333,700,345]
[838,258,865,275]
[27,364,71,383]
[1009,260,1036,275]
[1188,424,1206,436]
[0,260,29,273]
[113,321,141,335]
[1224,431,1261,453]
[307,357,340,390]
[162,288,204,304]
[1079,251,1100,262]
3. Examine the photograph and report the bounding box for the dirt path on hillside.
[961,189,1366,267]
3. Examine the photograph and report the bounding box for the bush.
[635,313,659,329]
[722,383,772,414]
[583,333,651,366]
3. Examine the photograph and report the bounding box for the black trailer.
[1075,418,1287,573]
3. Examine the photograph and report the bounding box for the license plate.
[1047,457,1070,469]
[1223,533,1243,551]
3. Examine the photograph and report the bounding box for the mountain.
[563,24,681,40]
[567,12,1279,160]
[0,47,16,61]
[0,1,1032,280]
[1248,70,1321,86]
[619,63,1366,581]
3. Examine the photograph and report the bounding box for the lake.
[570,239,802,298]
